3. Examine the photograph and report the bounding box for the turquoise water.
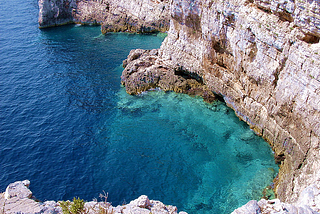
[0,0,278,213]
[110,90,278,213]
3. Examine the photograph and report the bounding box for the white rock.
[4,180,32,199]
[122,206,151,214]
[129,195,151,208]
[231,200,260,214]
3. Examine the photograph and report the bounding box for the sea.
[0,0,278,213]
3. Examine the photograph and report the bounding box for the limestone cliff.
[38,0,171,33]
[38,0,320,212]
[156,0,320,207]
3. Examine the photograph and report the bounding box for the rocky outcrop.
[0,180,186,214]
[232,180,320,213]
[5,180,32,200]
[38,0,76,27]
[0,180,48,213]
[232,199,318,214]
[121,48,216,103]
[38,0,171,33]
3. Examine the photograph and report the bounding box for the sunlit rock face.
[158,0,320,206]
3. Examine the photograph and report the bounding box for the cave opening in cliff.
[174,66,204,83]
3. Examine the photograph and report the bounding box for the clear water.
[0,0,278,213]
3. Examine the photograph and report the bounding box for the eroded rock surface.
[121,48,216,102]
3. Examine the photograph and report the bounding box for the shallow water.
[0,0,278,213]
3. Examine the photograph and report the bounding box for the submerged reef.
[37,0,320,213]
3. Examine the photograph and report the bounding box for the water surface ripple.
[0,0,278,213]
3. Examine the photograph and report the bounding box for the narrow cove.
[0,6,278,212]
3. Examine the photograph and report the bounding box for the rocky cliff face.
[38,0,320,212]
[39,0,171,33]
[38,0,76,27]
[157,0,320,207]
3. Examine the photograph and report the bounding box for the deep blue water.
[0,0,278,213]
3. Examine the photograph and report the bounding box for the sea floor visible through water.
[0,1,278,213]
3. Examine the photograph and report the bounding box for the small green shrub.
[60,201,71,214]
[60,197,85,214]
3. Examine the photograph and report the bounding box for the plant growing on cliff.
[97,191,114,214]
[60,197,85,214]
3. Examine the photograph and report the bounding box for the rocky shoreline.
[36,0,320,213]
[0,180,187,214]
[2,180,319,213]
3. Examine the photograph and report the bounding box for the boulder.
[129,195,151,209]
[4,180,32,199]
